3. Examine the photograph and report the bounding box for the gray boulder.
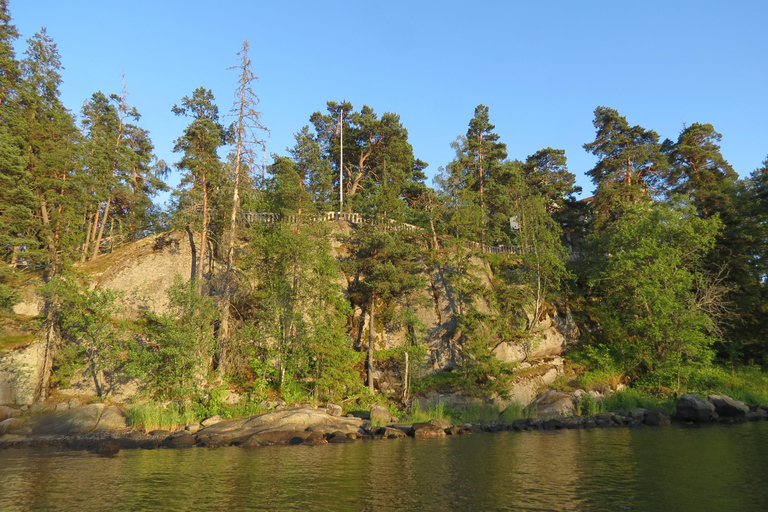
[708,395,749,418]
[162,432,197,448]
[411,422,447,438]
[643,411,671,427]
[201,414,223,427]
[676,393,716,422]
[0,417,24,435]
[94,406,127,430]
[428,418,452,429]
[326,403,343,417]
[0,405,16,421]
[370,405,392,424]
[530,390,576,419]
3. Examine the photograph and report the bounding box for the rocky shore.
[1,393,766,455]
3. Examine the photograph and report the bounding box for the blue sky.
[11,1,768,203]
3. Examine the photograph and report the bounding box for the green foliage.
[577,392,599,416]
[127,276,219,401]
[409,370,463,395]
[513,194,571,334]
[581,201,722,389]
[0,265,19,312]
[500,402,527,421]
[583,106,669,228]
[243,223,360,401]
[39,276,125,395]
[457,403,501,423]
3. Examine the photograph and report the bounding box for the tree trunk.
[368,295,376,393]
[402,349,409,404]
[428,214,439,250]
[81,212,93,262]
[92,196,111,259]
[198,178,209,291]
[35,305,58,402]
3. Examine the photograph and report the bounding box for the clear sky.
[10,0,768,203]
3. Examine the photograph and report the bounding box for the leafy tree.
[244,223,359,400]
[40,277,123,397]
[583,107,668,227]
[720,157,768,364]
[130,276,220,401]
[513,194,571,336]
[582,201,723,389]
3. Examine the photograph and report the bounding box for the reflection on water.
[1,422,767,511]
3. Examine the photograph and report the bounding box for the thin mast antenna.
[339,110,344,212]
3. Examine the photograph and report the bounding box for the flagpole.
[339,110,344,213]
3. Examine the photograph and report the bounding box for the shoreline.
[1,405,766,455]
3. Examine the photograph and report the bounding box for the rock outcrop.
[707,394,749,418]
[676,393,717,422]
[195,407,364,447]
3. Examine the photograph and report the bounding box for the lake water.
[1,422,767,511]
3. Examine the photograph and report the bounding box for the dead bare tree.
[217,40,269,375]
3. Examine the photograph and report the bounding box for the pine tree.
[172,87,225,288]
[446,105,508,242]
[583,106,668,228]
[663,122,737,218]
[0,0,33,266]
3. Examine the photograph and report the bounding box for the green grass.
[687,365,768,406]
[407,401,532,424]
[406,402,452,423]
[598,388,675,414]
[126,402,200,431]
[0,333,36,352]
[456,403,501,423]
[577,392,600,416]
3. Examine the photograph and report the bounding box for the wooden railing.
[240,211,573,256]
[242,211,419,232]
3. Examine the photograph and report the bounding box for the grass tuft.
[126,402,199,431]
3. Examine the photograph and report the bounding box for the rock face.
[708,395,749,418]
[25,404,105,436]
[94,230,197,318]
[0,339,44,405]
[1,224,581,406]
[676,393,716,422]
[493,306,579,364]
